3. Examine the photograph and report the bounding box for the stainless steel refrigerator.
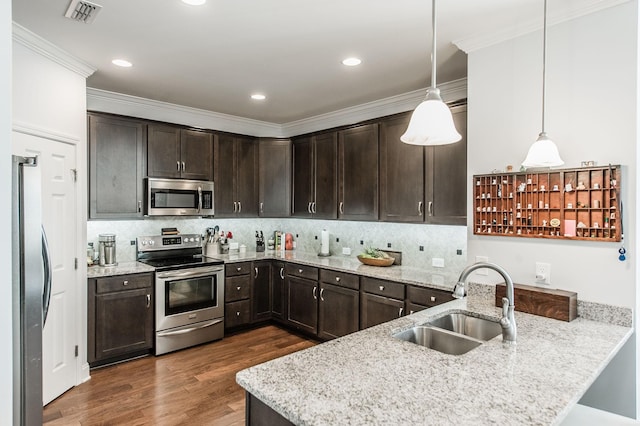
[12,155,52,426]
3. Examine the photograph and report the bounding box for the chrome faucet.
[452,262,517,343]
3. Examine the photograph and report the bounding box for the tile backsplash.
[88,217,467,271]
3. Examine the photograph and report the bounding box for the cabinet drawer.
[226,262,252,277]
[225,300,251,328]
[319,269,359,290]
[96,273,153,294]
[361,277,404,300]
[285,263,318,281]
[225,275,251,302]
[406,286,454,307]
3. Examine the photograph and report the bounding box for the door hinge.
[75,345,79,357]
[71,169,77,182]
[74,258,78,270]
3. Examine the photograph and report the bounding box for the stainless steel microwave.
[145,178,214,216]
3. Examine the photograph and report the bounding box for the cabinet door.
[379,113,426,222]
[236,136,258,217]
[147,124,181,178]
[88,114,145,219]
[292,136,314,217]
[338,124,379,221]
[94,288,153,361]
[252,262,272,322]
[425,104,467,225]
[271,262,286,320]
[286,275,318,335]
[180,129,213,181]
[214,133,237,217]
[360,293,404,329]
[318,283,359,340]
[259,139,292,217]
[313,132,338,219]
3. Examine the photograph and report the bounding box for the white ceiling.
[12,0,619,124]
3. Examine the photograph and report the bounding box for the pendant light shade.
[521,0,564,168]
[401,0,461,146]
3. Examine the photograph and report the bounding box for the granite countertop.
[87,261,155,279]
[236,290,633,426]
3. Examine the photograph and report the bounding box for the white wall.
[466,2,637,417]
[1,1,12,419]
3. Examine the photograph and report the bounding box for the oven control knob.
[188,238,194,242]
[195,237,200,242]
[141,240,147,246]
[148,240,155,246]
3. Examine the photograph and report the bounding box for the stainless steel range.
[137,234,224,355]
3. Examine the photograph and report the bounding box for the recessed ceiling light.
[112,59,132,68]
[182,0,206,5]
[251,94,266,100]
[342,57,362,67]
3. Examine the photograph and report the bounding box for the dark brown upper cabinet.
[292,132,338,219]
[214,133,258,217]
[88,113,146,219]
[258,138,292,217]
[147,124,213,181]
[338,123,379,221]
[379,106,467,225]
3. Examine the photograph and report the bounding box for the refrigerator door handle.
[41,226,52,326]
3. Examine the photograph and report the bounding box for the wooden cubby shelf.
[473,165,621,242]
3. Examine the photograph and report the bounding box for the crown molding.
[454,0,630,53]
[12,121,81,145]
[281,78,467,137]
[12,22,96,78]
[88,78,467,139]
[86,88,283,137]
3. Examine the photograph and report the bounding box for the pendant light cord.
[541,0,548,134]
[431,0,437,89]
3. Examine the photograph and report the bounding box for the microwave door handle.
[197,186,202,213]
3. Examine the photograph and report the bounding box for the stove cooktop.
[136,234,223,271]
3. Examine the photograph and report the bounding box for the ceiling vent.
[64,0,102,24]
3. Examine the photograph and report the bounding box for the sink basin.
[427,312,502,341]
[393,326,482,355]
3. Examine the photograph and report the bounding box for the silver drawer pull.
[298,268,303,274]
[280,267,285,280]
[430,296,436,302]
[236,311,240,316]
[313,286,317,300]
[398,307,404,317]
[236,286,241,291]
[237,267,242,272]
[123,280,129,286]
[146,294,150,308]
[379,285,384,291]
[335,277,341,282]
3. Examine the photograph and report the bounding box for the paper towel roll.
[320,229,329,255]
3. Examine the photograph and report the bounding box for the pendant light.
[521,0,564,168]
[400,0,461,146]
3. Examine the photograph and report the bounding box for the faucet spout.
[452,262,517,343]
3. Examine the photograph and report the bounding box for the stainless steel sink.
[393,326,482,355]
[426,312,502,341]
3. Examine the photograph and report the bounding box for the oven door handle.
[156,267,223,280]
[156,318,223,337]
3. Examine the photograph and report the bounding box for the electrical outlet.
[535,262,551,284]
[475,256,489,275]
[342,247,351,256]
[432,258,444,268]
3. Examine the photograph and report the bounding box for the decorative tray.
[356,255,394,267]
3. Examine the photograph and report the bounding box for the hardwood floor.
[43,325,317,425]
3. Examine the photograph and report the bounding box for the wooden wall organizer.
[473,165,621,241]
[496,283,577,322]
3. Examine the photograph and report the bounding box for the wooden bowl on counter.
[356,255,394,267]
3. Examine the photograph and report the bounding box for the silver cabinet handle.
[398,307,404,317]
[379,285,384,291]
[298,268,303,274]
[254,267,258,278]
[138,200,142,213]
[123,280,129,286]
[339,201,344,214]
[236,311,240,316]
[410,310,415,315]
[260,202,264,213]
[428,201,433,216]
[313,286,317,300]
[335,276,340,282]
[233,201,237,213]
[280,267,285,280]
[146,294,151,308]
[236,286,241,291]
[308,202,312,214]
[238,201,242,213]
[311,202,316,214]
[430,296,436,302]
[418,201,423,216]
[320,288,325,301]
[181,161,185,172]
[177,161,180,171]
[236,266,242,272]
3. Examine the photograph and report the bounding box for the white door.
[13,132,78,405]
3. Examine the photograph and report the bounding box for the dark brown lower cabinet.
[252,262,272,322]
[271,262,286,320]
[285,275,318,335]
[246,393,293,426]
[360,292,405,329]
[318,282,359,340]
[88,273,153,367]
